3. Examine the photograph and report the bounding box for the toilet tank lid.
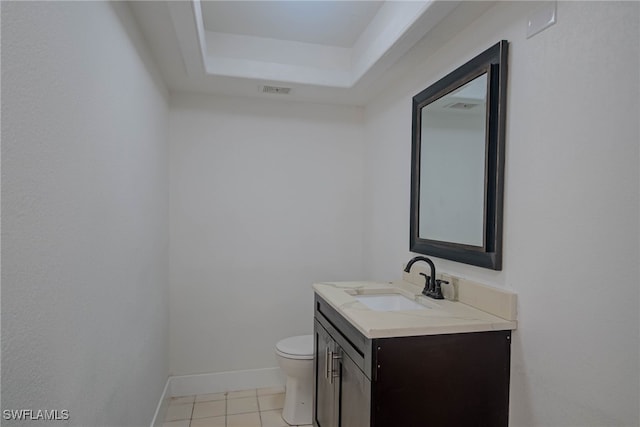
[276,335,313,357]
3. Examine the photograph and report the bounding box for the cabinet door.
[314,323,338,427]
[338,348,371,427]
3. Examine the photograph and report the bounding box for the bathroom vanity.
[312,278,516,427]
[311,40,517,426]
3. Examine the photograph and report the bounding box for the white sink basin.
[354,294,427,311]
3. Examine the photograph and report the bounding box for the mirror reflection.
[410,40,508,270]
[419,73,487,247]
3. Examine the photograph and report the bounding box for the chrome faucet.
[403,256,447,299]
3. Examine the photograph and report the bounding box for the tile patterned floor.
[163,387,312,427]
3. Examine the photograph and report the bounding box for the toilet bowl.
[275,335,314,425]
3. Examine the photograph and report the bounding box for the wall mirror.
[410,41,508,270]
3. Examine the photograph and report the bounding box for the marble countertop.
[313,280,517,339]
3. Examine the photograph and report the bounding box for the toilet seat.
[276,335,313,360]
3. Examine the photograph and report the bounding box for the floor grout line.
[166,389,296,427]
[256,390,263,427]
[188,400,195,427]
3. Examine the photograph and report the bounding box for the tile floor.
[163,387,312,427]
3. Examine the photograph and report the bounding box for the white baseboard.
[170,367,285,397]
[150,377,171,427]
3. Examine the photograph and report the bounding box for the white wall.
[169,93,364,375]
[363,2,639,426]
[1,2,169,426]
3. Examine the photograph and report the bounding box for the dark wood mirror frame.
[410,40,508,270]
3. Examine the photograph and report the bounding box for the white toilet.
[275,334,314,425]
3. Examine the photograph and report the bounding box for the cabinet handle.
[329,352,341,384]
[325,347,332,380]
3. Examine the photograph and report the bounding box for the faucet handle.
[418,272,431,282]
[418,273,432,296]
[431,279,447,300]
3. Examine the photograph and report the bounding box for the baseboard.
[150,377,171,427]
[170,367,285,397]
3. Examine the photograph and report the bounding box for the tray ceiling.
[130,1,495,105]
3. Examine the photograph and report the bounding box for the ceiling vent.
[261,85,292,95]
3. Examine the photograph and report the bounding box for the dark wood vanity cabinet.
[313,295,512,427]
[315,322,371,427]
